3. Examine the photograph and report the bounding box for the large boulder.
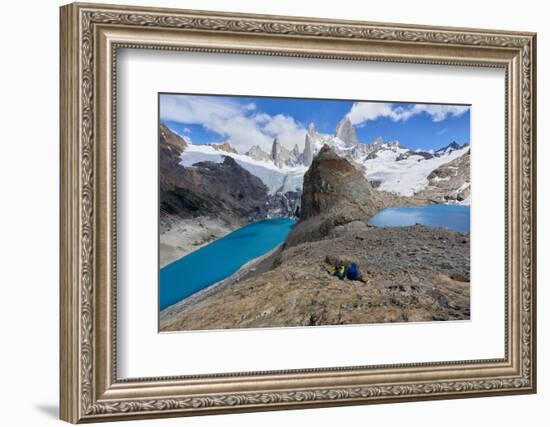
[287,145,382,246]
[300,145,379,220]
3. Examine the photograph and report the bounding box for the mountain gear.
[346,263,360,280]
[327,259,366,283]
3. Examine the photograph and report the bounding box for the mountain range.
[171,115,470,203]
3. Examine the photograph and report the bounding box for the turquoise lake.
[369,204,470,233]
[160,217,297,310]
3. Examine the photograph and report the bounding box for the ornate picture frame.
[60,2,536,423]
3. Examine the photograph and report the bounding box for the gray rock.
[246,144,271,162]
[335,117,359,147]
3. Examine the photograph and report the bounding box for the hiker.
[336,264,346,280]
[331,264,346,280]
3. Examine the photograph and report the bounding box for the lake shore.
[160,244,283,327]
[160,216,240,268]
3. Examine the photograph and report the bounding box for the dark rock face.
[159,124,269,225]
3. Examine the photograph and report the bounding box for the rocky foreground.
[160,145,470,331]
[160,224,469,331]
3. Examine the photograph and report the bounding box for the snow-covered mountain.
[171,115,470,204]
[364,143,469,197]
[178,143,307,195]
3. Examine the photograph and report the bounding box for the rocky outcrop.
[416,150,471,204]
[160,123,188,151]
[246,145,271,162]
[335,116,359,147]
[207,142,238,154]
[285,145,419,247]
[300,145,380,221]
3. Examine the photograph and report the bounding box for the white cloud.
[346,102,398,125]
[410,104,470,122]
[346,102,469,126]
[260,114,306,150]
[160,95,305,153]
[436,127,449,136]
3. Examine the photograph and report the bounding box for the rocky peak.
[307,122,316,134]
[271,137,293,168]
[246,144,271,162]
[271,138,283,167]
[160,123,188,152]
[435,141,462,157]
[208,142,238,154]
[335,117,359,147]
[372,136,384,145]
[302,132,315,166]
[387,140,404,149]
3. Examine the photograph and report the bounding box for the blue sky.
[160,93,470,154]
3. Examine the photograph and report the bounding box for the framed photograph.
[60,2,537,423]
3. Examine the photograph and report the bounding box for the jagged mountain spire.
[271,137,298,168]
[335,116,359,147]
[271,138,282,168]
[302,125,315,166]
